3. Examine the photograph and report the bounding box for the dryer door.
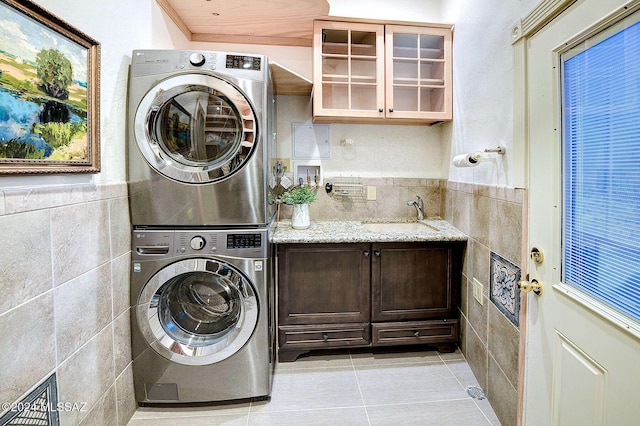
[134,74,257,184]
[137,258,259,366]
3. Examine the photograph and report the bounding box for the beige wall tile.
[51,200,111,286]
[463,318,488,390]
[113,310,132,377]
[0,209,52,315]
[116,365,138,426]
[0,293,56,409]
[490,199,523,266]
[488,304,520,387]
[467,283,489,345]
[54,262,113,362]
[112,252,131,319]
[470,194,492,247]
[109,196,131,258]
[57,325,115,426]
[487,355,518,426]
[78,385,117,426]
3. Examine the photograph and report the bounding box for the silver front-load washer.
[130,227,274,404]
[127,49,276,227]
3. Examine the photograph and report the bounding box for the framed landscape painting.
[0,0,100,174]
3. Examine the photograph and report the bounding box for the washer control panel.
[132,228,268,260]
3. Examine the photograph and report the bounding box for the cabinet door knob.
[364,251,370,257]
[378,108,383,113]
[414,331,420,337]
[388,108,394,113]
[374,250,381,257]
[322,334,329,342]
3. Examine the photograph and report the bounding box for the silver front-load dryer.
[127,50,276,227]
[130,228,274,403]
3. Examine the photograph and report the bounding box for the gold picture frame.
[0,0,100,174]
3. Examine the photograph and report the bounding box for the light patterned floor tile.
[366,399,492,426]
[355,363,468,406]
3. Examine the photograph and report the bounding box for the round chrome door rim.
[137,258,259,366]
[134,73,258,184]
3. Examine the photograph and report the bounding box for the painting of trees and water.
[0,0,99,173]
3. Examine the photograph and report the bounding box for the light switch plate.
[366,186,376,201]
[473,278,483,305]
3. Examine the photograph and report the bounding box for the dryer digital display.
[226,55,261,70]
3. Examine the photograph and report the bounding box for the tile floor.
[128,348,501,425]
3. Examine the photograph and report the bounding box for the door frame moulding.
[511,0,640,425]
[511,3,578,425]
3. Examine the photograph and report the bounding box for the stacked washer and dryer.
[127,50,277,404]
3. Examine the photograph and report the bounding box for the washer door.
[138,258,259,366]
[134,74,257,184]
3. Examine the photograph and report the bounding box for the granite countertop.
[269,218,467,244]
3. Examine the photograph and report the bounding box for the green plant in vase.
[280,185,317,229]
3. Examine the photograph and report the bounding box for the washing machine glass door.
[138,258,259,366]
[134,74,257,184]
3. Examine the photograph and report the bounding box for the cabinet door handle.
[388,108,394,113]
[364,251,370,257]
[374,250,381,257]
[378,108,383,113]
[414,331,420,337]
[322,334,329,342]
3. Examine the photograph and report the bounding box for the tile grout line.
[441,357,494,425]
[348,349,372,426]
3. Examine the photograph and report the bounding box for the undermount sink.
[363,222,439,233]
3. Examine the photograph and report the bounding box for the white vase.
[291,203,311,229]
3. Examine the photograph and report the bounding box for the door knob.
[518,276,543,295]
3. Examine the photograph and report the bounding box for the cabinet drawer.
[372,319,458,346]
[279,323,370,350]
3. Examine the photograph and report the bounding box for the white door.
[525,0,640,424]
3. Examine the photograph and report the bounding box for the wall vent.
[0,374,59,426]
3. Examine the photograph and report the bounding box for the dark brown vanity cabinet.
[277,241,465,362]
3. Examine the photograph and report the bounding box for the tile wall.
[0,182,135,426]
[443,181,525,426]
[280,177,443,222]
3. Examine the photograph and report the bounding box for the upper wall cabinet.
[312,20,453,125]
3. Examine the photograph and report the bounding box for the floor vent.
[0,374,59,426]
[466,385,487,400]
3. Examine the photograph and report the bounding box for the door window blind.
[561,16,640,322]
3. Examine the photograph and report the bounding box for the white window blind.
[561,17,640,322]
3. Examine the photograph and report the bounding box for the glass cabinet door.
[313,21,385,118]
[385,25,452,120]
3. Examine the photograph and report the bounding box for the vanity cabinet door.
[277,243,371,325]
[371,242,464,322]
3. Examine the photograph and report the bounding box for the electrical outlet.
[473,278,483,305]
[366,186,377,201]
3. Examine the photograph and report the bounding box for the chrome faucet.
[407,195,424,220]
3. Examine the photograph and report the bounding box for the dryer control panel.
[132,228,268,260]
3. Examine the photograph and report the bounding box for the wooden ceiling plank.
[191,33,312,47]
[156,0,193,40]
